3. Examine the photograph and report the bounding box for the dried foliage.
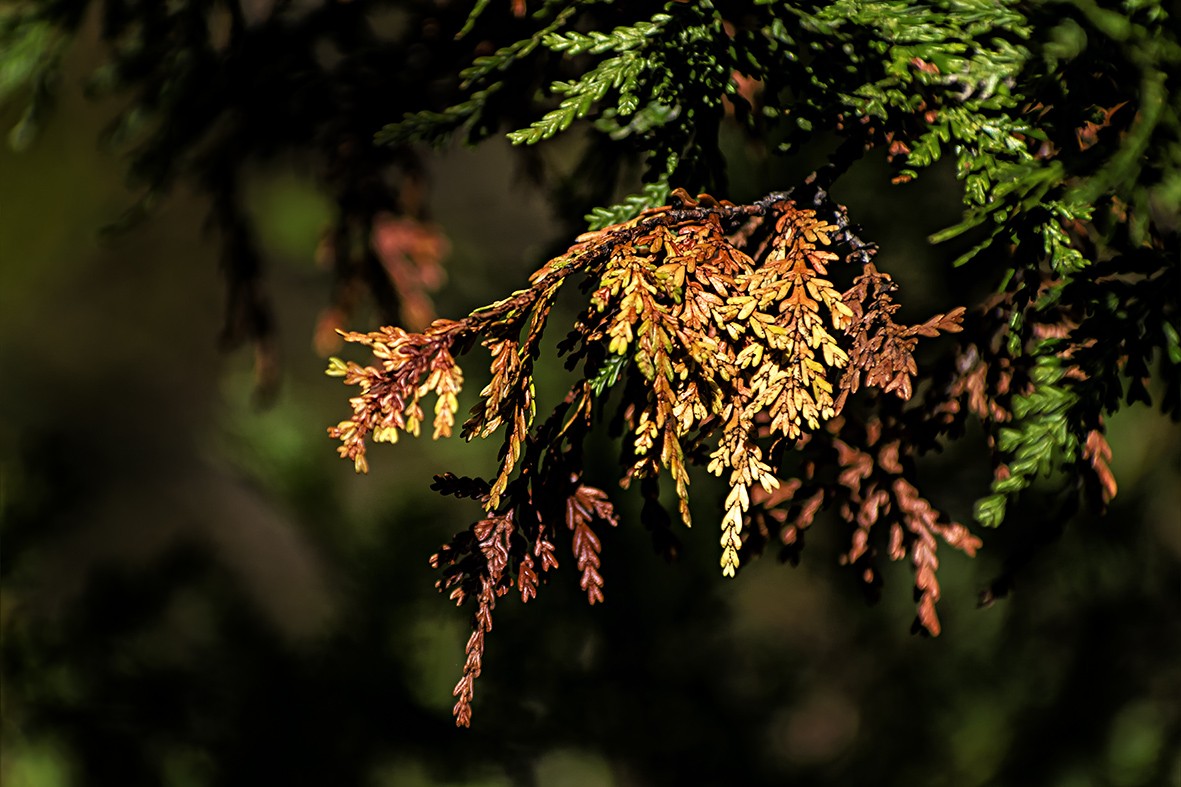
[329,186,966,723]
[745,414,980,637]
[10,0,1178,732]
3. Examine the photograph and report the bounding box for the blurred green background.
[2,18,1180,787]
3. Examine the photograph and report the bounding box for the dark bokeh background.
[2,18,1180,787]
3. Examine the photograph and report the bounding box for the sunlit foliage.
[328,184,979,722]
[5,0,1177,729]
[328,0,1178,724]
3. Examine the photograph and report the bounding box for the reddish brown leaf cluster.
[568,483,619,604]
[1081,427,1118,506]
[314,167,448,356]
[839,263,965,409]
[747,415,981,636]
[448,514,512,727]
[371,213,449,329]
[429,473,616,726]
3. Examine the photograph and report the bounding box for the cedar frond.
[893,477,981,636]
[332,187,963,578]
[1081,426,1118,508]
[567,483,619,604]
[329,185,967,723]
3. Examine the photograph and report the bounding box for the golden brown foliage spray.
[328,186,967,725]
